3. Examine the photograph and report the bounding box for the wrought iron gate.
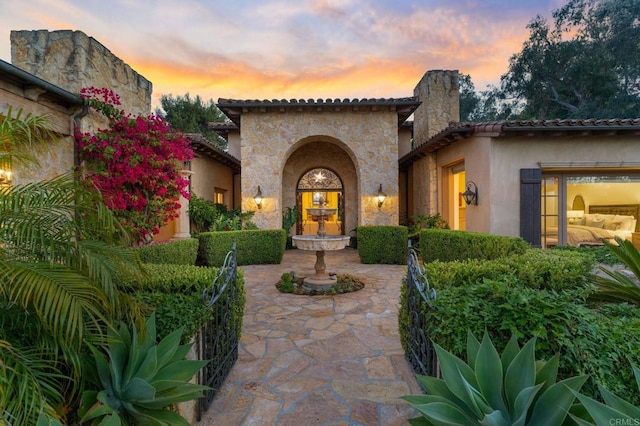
[404,241,438,377]
[198,242,240,419]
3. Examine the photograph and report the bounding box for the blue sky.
[0,0,565,108]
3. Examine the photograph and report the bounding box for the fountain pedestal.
[291,197,350,291]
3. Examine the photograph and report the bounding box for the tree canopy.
[463,0,640,120]
[158,93,227,149]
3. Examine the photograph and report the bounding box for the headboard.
[589,204,640,232]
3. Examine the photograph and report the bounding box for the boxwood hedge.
[198,229,286,266]
[135,238,199,265]
[357,225,408,264]
[419,229,529,262]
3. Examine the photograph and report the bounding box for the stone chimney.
[412,70,459,145]
[10,30,152,115]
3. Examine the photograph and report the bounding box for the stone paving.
[197,248,421,426]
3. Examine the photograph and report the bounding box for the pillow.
[603,221,622,231]
[614,215,636,231]
[585,216,605,228]
[574,216,586,225]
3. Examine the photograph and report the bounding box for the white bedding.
[546,213,636,247]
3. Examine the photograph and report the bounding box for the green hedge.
[135,239,199,265]
[198,229,286,266]
[424,248,594,291]
[117,263,245,344]
[399,280,640,404]
[357,226,408,264]
[419,229,529,263]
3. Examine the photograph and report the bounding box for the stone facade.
[11,30,152,115]
[239,110,400,230]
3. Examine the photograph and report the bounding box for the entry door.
[296,168,344,235]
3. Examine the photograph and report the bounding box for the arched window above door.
[297,168,343,190]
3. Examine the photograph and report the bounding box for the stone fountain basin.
[306,207,337,216]
[292,235,350,251]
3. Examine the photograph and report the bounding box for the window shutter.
[520,169,541,247]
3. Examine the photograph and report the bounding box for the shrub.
[420,229,529,263]
[198,230,286,266]
[357,226,408,264]
[407,213,449,248]
[188,194,257,235]
[117,263,246,343]
[425,248,594,291]
[399,278,640,404]
[135,238,199,265]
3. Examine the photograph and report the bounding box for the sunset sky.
[0,0,565,109]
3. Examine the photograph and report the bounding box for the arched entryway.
[297,168,344,235]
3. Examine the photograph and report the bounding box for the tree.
[76,87,194,244]
[0,108,143,424]
[158,93,227,149]
[499,0,640,119]
[459,75,515,122]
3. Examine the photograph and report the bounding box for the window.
[214,188,226,205]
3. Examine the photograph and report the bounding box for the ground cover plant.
[275,272,364,295]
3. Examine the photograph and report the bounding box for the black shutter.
[520,169,541,247]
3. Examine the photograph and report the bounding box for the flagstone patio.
[197,248,421,425]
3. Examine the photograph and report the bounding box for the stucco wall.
[240,110,399,230]
[11,30,152,115]
[191,156,235,209]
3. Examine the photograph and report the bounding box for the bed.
[565,204,639,247]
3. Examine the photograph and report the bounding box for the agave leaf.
[528,375,587,425]
[500,335,520,376]
[141,384,210,408]
[169,343,192,364]
[100,414,123,426]
[131,405,190,426]
[534,354,559,394]
[123,319,142,383]
[475,331,507,414]
[634,364,640,391]
[479,410,510,426]
[598,385,640,417]
[414,375,471,414]
[89,344,114,396]
[511,383,543,426]
[434,343,483,418]
[137,346,159,382]
[106,325,130,394]
[568,413,596,426]
[467,330,481,369]
[80,394,116,423]
[572,390,638,426]
[407,417,433,426]
[122,377,156,402]
[154,327,184,368]
[409,396,479,425]
[154,359,208,383]
[504,337,536,413]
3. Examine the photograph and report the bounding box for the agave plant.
[571,364,640,426]
[403,331,588,425]
[80,313,210,425]
[590,237,640,306]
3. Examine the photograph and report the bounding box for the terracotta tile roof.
[185,133,241,173]
[399,118,640,169]
[217,97,420,126]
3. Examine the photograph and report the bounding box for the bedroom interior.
[542,174,640,248]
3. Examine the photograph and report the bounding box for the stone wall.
[240,110,400,230]
[11,30,152,115]
[412,70,459,145]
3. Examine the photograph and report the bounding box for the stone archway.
[282,139,358,237]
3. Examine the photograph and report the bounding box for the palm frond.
[0,106,58,169]
[590,237,640,306]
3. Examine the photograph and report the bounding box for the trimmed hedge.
[425,248,594,291]
[135,238,199,265]
[419,229,529,263]
[198,229,286,266]
[357,226,408,264]
[117,263,245,344]
[399,280,640,404]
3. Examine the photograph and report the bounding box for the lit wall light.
[377,184,386,210]
[254,186,263,209]
[462,181,478,206]
[0,169,12,185]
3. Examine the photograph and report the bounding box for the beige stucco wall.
[227,130,241,159]
[11,30,152,115]
[398,125,413,158]
[436,133,640,238]
[240,110,399,230]
[191,156,235,209]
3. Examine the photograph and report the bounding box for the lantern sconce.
[462,181,478,206]
[377,184,386,210]
[254,186,263,209]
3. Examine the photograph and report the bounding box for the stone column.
[173,169,193,239]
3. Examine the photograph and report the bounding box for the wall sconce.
[254,186,263,209]
[0,169,12,185]
[377,184,386,209]
[462,181,478,206]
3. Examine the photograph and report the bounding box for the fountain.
[291,196,351,291]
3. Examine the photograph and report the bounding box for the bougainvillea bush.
[75,87,193,243]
